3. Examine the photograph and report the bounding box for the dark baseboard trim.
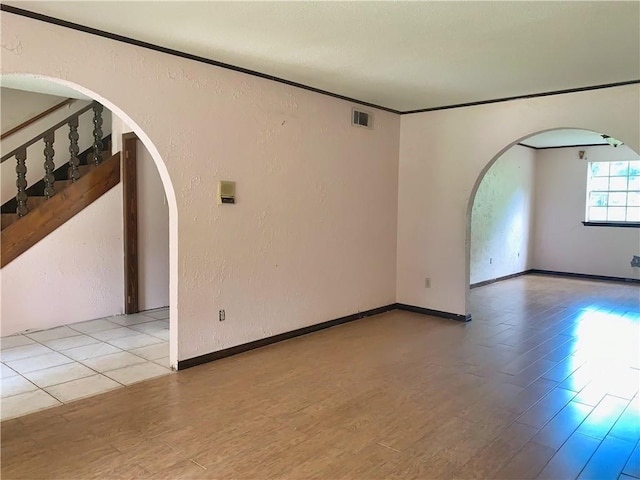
[395,303,471,322]
[178,302,471,370]
[528,269,640,285]
[470,270,531,289]
[177,304,396,370]
[176,268,637,371]
[2,5,638,115]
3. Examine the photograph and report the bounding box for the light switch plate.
[218,181,236,204]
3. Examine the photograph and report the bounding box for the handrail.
[0,101,97,163]
[1,98,74,141]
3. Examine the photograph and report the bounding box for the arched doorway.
[0,75,179,418]
[466,127,640,320]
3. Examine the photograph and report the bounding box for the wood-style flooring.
[1,274,639,479]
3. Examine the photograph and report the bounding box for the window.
[586,160,640,223]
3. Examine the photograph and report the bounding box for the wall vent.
[352,108,373,129]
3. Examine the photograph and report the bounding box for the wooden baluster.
[92,103,104,166]
[43,132,56,198]
[15,148,28,216]
[68,117,80,181]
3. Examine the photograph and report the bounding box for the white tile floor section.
[0,307,172,421]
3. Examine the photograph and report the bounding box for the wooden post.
[43,131,56,198]
[122,133,139,314]
[68,117,80,181]
[92,103,104,165]
[15,148,28,216]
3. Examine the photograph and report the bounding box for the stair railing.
[1,101,105,217]
[1,98,74,141]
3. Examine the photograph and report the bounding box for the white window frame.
[585,159,640,226]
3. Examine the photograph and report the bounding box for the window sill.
[582,221,640,228]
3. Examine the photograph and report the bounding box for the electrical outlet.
[490,258,493,264]
[219,310,225,322]
[425,277,431,288]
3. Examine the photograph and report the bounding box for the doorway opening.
[464,128,639,438]
[0,75,178,420]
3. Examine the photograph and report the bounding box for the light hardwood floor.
[1,274,639,479]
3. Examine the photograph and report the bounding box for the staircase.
[1,101,121,268]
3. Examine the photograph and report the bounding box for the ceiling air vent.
[352,108,373,129]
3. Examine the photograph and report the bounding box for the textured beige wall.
[398,85,640,316]
[1,87,65,133]
[0,186,125,336]
[470,145,536,284]
[1,13,401,367]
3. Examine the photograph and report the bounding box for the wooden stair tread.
[87,150,111,165]
[1,214,19,230]
[27,197,47,209]
[76,164,97,177]
[68,151,110,179]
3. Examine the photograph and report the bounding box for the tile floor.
[0,307,172,420]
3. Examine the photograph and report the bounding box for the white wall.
[138,139,169,310]
[532,145,640,280]
[398,86,640,316]
[1,87,65,133]
[0,185,124,336]
[470,145,535,284]
[1,13,400,365]
[1,89,111,205]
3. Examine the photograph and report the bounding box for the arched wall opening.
[465,127,640,317]
[0,74,179,368]
[397,84,639,323]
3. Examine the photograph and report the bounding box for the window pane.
[586,161,639,223]
[609,192,627,206]
[609,176,628,191]
[628,192,640,207]
[589,207,607,221]
[589,177,609,191]
[590,162,609,177]
[627,207,640,222]
[610,161,629,176]
[607,207,626,221]
[589,192,608,206]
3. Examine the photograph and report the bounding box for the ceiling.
[522,129,610,149]
[2,1,639,113]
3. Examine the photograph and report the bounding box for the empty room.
[1,1,639,479]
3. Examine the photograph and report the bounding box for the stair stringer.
[1,152,121,268]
